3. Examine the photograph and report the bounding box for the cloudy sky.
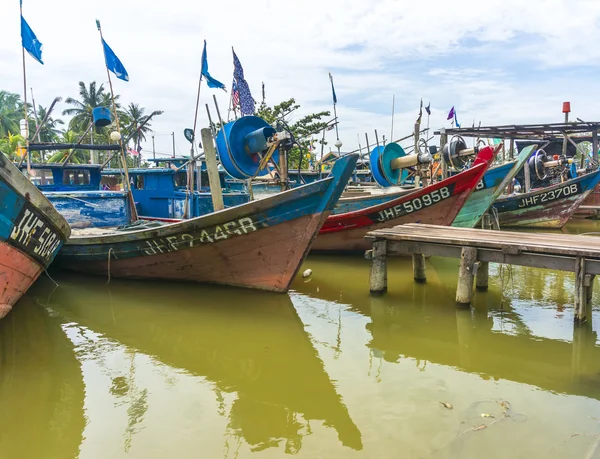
[2,0,600,159]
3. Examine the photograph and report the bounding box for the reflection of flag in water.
[232,81,240,109]
[232,48,254,116]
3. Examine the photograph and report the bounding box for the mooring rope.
[43,268,59,287]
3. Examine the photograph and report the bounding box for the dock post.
[369,240,388,295]
[574,257,593,324]
[476,261,489,291]
[456,247,478,306]
[412,254,426,283]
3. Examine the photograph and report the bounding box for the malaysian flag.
[232,48,255,116]
[232,81,240,109]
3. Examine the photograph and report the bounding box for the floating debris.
[302,269,312,278]
[471,424,487,431]
[481,413,495,418]
[440,402,454,410]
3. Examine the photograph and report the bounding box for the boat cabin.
[18,163,131,229]
[102,157,249,220]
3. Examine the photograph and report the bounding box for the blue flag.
[329,73,337,105]
[425,102,431,115]
[232,49,254,116]
[102,38,129,81]
[21,15,43,65]
[454,111,461,128]
[201,40,225,90]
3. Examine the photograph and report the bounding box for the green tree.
[0,133,26,160]
[46,131,88,164]
[35,105,64,142]
[255,98,331,169]
[63,81,120,138]
[0,91,25,137]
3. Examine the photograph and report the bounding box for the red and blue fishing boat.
[55,153,358,292]
[311,146,496,253]
[0,153,70,318]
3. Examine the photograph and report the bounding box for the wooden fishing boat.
[311,146,495,253]
[491,169,600,228]
[0,153,70,318]
[451,145,534,228]
[55,154,358,292]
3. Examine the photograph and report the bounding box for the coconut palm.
[46,131,88,164]
[35,105,65,142]
[0,91,25,137]
[122,103,154,149]
[63,81,120,135]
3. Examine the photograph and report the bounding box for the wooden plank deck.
[365,223,600,324]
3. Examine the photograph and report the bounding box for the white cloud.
[2,0,600,158]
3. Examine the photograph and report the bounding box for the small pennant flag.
[447,106,455,120]
[329,72,337,105]
[21,15,43,64]
[425,102,431,116]
[454,111,461,128]
[201,40,225,90]
[417,98,423,123]
[232,81,240,108]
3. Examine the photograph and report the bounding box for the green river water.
[2,219,600,458]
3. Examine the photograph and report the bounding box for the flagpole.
[96,20,138,222]
[191,68,204,153]
[390,94,395,141]
[19,1,30,156]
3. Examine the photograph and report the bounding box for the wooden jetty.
[365,223,600,324]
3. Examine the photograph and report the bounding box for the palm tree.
[122,103,153,148]
[35,105,64,142]
[46,131,88,164]
[0,91,25,137]
[63,81,120,134]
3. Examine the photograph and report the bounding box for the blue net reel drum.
[215,116,280,180]
[369,143,415,187]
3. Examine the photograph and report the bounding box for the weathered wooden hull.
[311,147,495,253]
[452,145,534,228]
[492,170,600,228]
[0,154,70,318]
[56,154,358,292]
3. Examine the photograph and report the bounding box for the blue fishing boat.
[56,153,358,292]
[102,157,249,220]
[0,154,70,318]
[19,162,131,228]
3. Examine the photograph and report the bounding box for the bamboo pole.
[96,20,138,222]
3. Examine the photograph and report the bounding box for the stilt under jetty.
[365,223,600,324]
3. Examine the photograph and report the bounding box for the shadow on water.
[28,274,363,455]
[295,253,600,401]
[0,295,85,459]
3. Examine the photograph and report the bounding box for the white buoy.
[302,269,312,278]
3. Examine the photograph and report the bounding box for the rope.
[106,248,114,285]
[491,207,501,230]
[43,269,59,287]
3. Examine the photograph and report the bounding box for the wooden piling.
[456,247,477,306]
[201,128,224,212]
[476,261,489,291]
[412,253,426,283]
[574,257,588,324]
[369,240,388,294]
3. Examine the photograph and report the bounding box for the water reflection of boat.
[31,274,362,453]
[0,295,85,458]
